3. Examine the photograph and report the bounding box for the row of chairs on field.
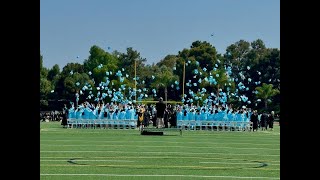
[67,118,137,129]
[177,120,253,131]
[67,118,253,131]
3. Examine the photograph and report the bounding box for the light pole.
[182,61,186,103]
[134,58,137,102]
[75,91,79,108]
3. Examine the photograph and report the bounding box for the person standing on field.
[156,97,166,128]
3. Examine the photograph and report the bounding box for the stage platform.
[140,127,182,136]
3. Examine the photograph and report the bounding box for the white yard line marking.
[40,173,279,179]
[41,159,134,162]
[40,156,280,163]
[40,150,279,156]
[40,144,279,150]
[40,164,280,171]
[40,140,278,146]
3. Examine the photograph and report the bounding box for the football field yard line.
[41,140,279,146]
[40,164,280,171]
[40,156,280,163]
[40,150,280,156]
[40,173,279,179]
[40,144,279,150]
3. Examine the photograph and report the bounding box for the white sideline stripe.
[41,144,279,150]
[40,174,279,179]
[41,159,273,165]
[40,164,280,170]
[40,156,280,163]
[41,150,279,156]
[40,140,278,146]
[41,159,134,162]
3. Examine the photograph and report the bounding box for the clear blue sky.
[40,0,279,69]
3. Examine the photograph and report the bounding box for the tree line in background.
[40,39,280,113]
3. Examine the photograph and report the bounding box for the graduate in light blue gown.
[128,106,136,127]
[107,106,115,120]
[207,110,215,121]
[200,108,208,128]
[83,105,91,119]
[182,107,189,121]
[68,103,75,119]
[177,109,183,121]
[200,109,208,121]
[119,108,126,120]
[195,109,202,127]
[75,105,84,119]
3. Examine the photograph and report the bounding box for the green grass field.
[40,122,280,180]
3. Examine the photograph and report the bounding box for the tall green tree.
[156,55,177,69]
[83,45,118,73]
[40,78,52,99]
[174,40,218,100]
[40,53,49,79]
[151,66,179,103]
[48,64,60,81]
[118,47,147,79]
[255,83,279,110]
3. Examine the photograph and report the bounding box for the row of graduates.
[61,101,274,130]
[174,104,252,123]
[67,101,139,120]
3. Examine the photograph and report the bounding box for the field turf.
[40,122,280,180]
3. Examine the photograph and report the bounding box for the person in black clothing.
[61,104,69,128]
[143,107,150,128]
[250,110,259,131]
[156,97,166,128]
[164,108,170,128]
[169,105,177,128]
[260,111,268,131]
[268,111,275,131]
